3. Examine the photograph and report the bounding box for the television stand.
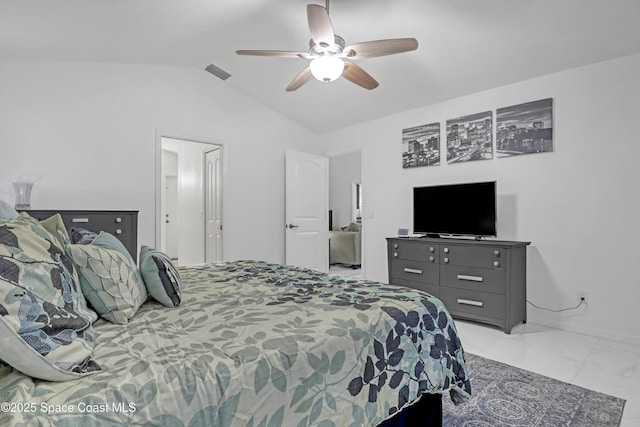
[387,237,530,333]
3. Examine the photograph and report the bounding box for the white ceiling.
[2,0,640,133]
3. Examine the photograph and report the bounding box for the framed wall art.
[402,122,440,168]
[446,111,493,164]
[496,98,553,157]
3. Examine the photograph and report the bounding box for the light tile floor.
[454,320,640,427]
[329,264,363,279]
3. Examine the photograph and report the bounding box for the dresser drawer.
[439,287,505,321]
[390,259,439,285]
[440,265,506,294]
[66,213,131,236]
[389,240,439,262]
[440,245,505,269]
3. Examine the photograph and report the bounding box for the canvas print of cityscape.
[496,98,553,157]
[446,111,493,164]
[402,122,440,168]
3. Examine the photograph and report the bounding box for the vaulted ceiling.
[2,0,640,133]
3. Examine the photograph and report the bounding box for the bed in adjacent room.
[0,208,470,427]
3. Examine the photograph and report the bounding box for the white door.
[205,148,222,263]
[164,176,179,259]
[285,150,329,272]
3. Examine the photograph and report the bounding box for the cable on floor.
[526,298,585,312]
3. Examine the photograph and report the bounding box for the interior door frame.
[325,147,365,277]
[155,130,226,261]
[204,146,223,263]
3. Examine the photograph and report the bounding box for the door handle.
[287,224,299,229]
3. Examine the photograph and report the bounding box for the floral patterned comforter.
[0,261,470,427]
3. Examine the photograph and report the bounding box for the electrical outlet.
[578,290,588,304]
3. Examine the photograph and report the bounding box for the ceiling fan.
[236,0,418,91]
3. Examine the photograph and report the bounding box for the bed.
[0,209,470,427]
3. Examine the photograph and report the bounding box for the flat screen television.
[413,181,497,238]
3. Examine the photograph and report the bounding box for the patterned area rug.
[443,353,626,426]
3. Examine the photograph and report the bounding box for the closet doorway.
[157,136,223,265]
[328,150,363,278]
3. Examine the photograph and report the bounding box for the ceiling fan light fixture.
[236,3,418,91]
[310,55,344,82]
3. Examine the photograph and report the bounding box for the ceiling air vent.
[205,64,231,81]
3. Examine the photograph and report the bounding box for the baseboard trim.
[527,314,640,346]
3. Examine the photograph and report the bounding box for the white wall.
[321,53,640,344]
[329,151,361,228]
[0,59,320,264]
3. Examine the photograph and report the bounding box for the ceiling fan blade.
[236,50,308,58]
[343,62,379,90]
[286,67,314,92]
[343,38,419,58]
[307,4,335,47]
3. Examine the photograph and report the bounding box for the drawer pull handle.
[457,298,484,307]
[71,218,89,223]
[443,247,449,253]
[115,217,122,223]
[429,256,434,262]
[404,268,423,275]
[115,229,122,235]
[393,252,398,258]
[457,274,483,282]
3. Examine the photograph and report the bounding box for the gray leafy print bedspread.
[0,261,470,427]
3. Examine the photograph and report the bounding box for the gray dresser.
[387,237,530,333]
[26,210,139,261]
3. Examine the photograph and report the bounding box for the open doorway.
[328,150,363,278]
[158,136,223,266]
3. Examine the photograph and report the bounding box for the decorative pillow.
[70,227,98,245]
[39,213,72,250]
[0,200,18,222]
[139,246,182,307]
[67,243,147,324]
[91,230,137,263]
[0,213,100,381]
